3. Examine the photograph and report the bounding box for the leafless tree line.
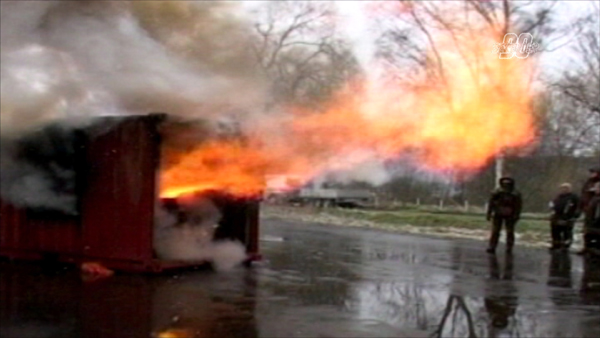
[251,1,598,155]
[370,1,598,207]
[250,1,360,109]
[374,0,599,157]
[250,1,598,208]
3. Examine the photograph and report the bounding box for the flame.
[160,141,268,198]
[154,329,195,338]
[160,26,538,198]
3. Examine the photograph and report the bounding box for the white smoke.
[153,196,247,271]
[0,155,77,214]
[153,225,247,271]
[0,122,85,214]
[0,1,266,135]
[0,0,266,212]
[325,151,393,186]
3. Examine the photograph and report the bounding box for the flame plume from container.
[160,27,537,198]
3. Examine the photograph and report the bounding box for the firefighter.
[581,182,600,254]
[549,183,580,250]
[578,167,600,255]
[486,177,522,254]
[580,167,600,212]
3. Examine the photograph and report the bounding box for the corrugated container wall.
[0,114,260,272]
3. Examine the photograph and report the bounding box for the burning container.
[0,114,260,273]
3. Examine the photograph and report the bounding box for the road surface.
[1,217,599,337]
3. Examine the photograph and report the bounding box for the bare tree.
[532,6,600,160]
[537,89,600,157]
[376,1,555,86]
[251,1,361,108]
[375,0,559,190]
[554,9,600,116]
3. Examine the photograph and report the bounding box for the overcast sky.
[335,1,599,76]
[243,1,598,77]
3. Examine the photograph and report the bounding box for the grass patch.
[262,205,566,246]
[323,208,550,233]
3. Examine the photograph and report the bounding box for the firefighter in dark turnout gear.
[486,177,522,254]
[582,182,600,254]
[549,183,580,250]
[580,167,600,213]
[578,167,600,255]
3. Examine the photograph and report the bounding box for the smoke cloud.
[154,196,247,271]
[0,124,84,214]
[1,0,538,213]
[0,0,266,211]
[1,1,264,134]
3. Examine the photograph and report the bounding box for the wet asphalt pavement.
[1,217,600,338]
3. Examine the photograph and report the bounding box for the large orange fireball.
[160,25,537,199]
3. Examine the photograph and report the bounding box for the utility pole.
[495,154,504,188]
[495,0,510,188]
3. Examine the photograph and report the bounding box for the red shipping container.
[0,114,260,273]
